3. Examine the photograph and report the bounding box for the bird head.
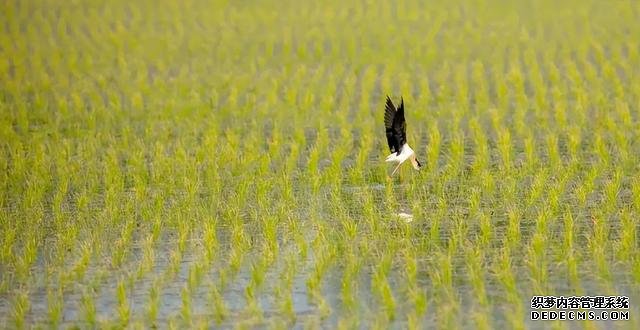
[411,156,422,171]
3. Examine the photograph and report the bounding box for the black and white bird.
[384,96,422,176]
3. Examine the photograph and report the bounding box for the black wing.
[384,96,406,155]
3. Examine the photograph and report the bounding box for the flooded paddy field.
[2,0,640,328]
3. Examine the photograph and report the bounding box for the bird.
[384,96,422,176]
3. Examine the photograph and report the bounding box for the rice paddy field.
[2,0,640,328]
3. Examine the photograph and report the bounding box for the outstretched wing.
[384,96,406,155]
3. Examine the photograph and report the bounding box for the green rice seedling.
[349,133,373,185]
[565,252,581,292]
[453,63,470,114]
[210,283,228,325]
[428,197,446,246]
[588,211,612,282]
[72,240,93,282]
[245,260,267,301]
[337,313,359,330]
[631,175,640,211]
[372,253,396,321]
[524,50,547,112]
[260,215,279,264]
[527,232,549,294]
[593,134,610,167]
[136,234,156,279]
[617,210,636,262]
[465,245,491,330]
[291,223,309,261]
[603,168,622,213]
[187,259,207,294]
[546,133,561,170]
[1,226,16,269]
[465,245,488,308]
[406,286,428,329]
[426,122,441,174]
[117,279,130,326]
[47,286,63,328]
[51,176,69,229]
[494,248,524,330]
[561,209,575,258]
[306,245,327,293]
[496,127,512,173]
[476,210,492,248]
[147,278,161,324]
[552,171,576,217]
[360,189,379,234]
[431,250,459,329]
[340,251,359,314]
[471,60,490,111]
[202,219,218,264]
[632,256,640,284]
[11,290,29,329]
[505,207,521,249]
[402,246,427,315]
[447,131,465,175]
[166,247,183,281]
[167,316,179,330]
[469,117,489,175]
[151,214,163,244]
[574,166,599,207]
[307,119,329,170]
[275,253,297,323]
[14,234,37,281]
[339,215,358,244]
[112,219,135,268]
[565,126,582,163]
[180,285,192,326]
[242,285,264,325]
[306,242,335,319]
[81,289,97,328]
[451,207,470,247]
[507,52,526,104]
[227,236,248,278]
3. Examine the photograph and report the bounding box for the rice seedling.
[402,247,427,329]
[208,281,227,324]
[241,260,266,323]
[494,248,525,330]
[11,290,29,329]
[46,286,63,328]
[465,244,491,330]
[147,278,161,325]
[371,252,396,322]
[180,285,192,327]
[275,252,297,323]
[617,210,636,262]
[81,289,97,328]
[431,250,459,329]
[136,233,157,279]
[116,279,131,326]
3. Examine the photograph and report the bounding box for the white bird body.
[385,143,414,163]
[385,143,420,175]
